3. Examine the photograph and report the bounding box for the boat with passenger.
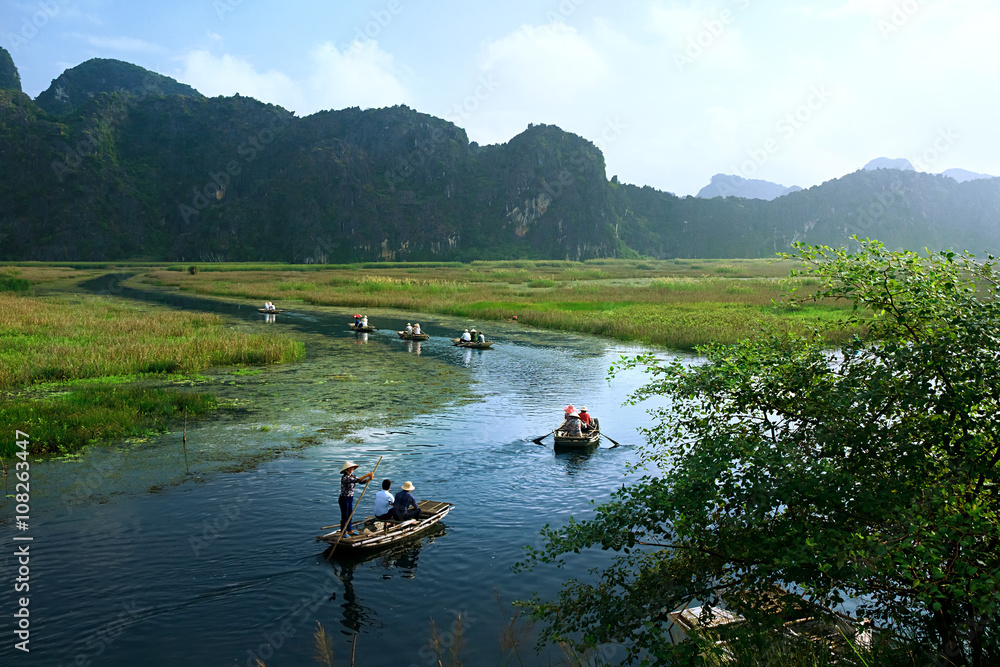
[553,424,601,449]
[316,500,453,553]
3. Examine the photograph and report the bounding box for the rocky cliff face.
[0,47,20,92]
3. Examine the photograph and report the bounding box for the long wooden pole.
[326,456,382,558]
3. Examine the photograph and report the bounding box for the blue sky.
[3,0,997,195]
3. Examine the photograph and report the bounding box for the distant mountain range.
[699,159,996,203]
[2,49,999,261]
[697,174,801,201]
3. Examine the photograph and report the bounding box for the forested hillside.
[2,52,998,261]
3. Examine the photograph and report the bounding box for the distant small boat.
[553,425,600,449]
[316,500,453,553]
[398,331,429,340]
[259,308,283,313]
[350,323,376,333]
[451,338,494,349]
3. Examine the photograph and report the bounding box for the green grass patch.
[0,385,217,456]
[0,293,304,390]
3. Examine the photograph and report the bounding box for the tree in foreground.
[518,240,1000,666]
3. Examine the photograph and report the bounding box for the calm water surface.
[0,286,682,666]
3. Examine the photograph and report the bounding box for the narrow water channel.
[0,284,681,666]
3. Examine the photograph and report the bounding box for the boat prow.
[317,500,453,553]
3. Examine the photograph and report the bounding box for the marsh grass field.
[0,286,303,456]
[144,258,853,350]
[0,258,853,457]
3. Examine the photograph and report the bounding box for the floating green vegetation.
[0,384,217,456]
[230,368,264,377]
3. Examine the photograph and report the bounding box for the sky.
[3,0,998,195]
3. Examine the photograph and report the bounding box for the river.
[0,283,681,666]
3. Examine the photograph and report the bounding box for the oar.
[325,456,383,558]
[600,432,621,448]
[531,430,555,445]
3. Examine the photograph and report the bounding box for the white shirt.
[374,489,394,516]
[461,332,471,341]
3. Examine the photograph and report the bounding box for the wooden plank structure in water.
[398,331,430,340]
[667,587,879,658]
[316,500,453,553]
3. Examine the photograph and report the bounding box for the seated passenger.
[391,481,422,521]
[579,406,593,431]
[374,479,394,520]
[405,322,413,334]
[460,329,472,342]
[559,406,583,437]
[413,323,422,335]
[477,332,486,343]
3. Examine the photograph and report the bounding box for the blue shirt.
[374,489,394,516]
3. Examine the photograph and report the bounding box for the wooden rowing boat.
[450,338,494,349]
[398,331,429,340]
[553,426,600,449]
[258,308,283,313]
[349,323,376,333]
[316,500,453,553]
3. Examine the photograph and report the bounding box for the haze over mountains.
[2,51,999,262]
[696,159,996,202]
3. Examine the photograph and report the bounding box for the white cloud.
[822,0,899,19]
[80,35,167,54]
[178,41,411,115]
[478,23,610,99]
[644,1,751,72]
[179,51,303,110]
[306,40,412,113]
